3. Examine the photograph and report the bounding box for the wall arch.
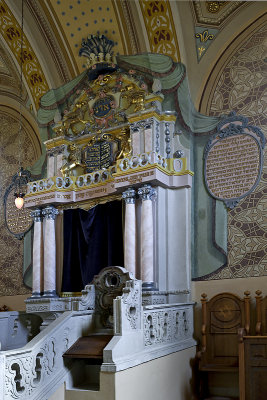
[197,13,267,280]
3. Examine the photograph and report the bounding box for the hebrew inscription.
[204,118,265,208]
[206,134,259,198]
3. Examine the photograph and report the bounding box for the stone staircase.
[0,267,196,400]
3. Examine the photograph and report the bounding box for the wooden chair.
[197,291,250,399]
[239,291,267,400]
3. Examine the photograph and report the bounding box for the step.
[63,334,112,361]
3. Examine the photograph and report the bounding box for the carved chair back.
[199,291,250,370]
[255,290,267,335]
[92,266,133,329]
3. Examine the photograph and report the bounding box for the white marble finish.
[47,155,55,178]
[56,152,64,176]
[124,202,136,277]
[42,207,59,297]
[144,126,153,153]
[32,219,43,296]
[131,130,141,156]
[140,199,154,283]
[138,184,156,286]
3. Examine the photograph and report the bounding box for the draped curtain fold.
[61,201,124,292]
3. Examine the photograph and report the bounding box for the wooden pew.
[239,291,267,400]
[197,291,250,399]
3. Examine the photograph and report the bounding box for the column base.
[30,291,42,299]
[142,282,157,291]
[42,290,58,298]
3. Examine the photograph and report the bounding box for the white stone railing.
[143,304,193,347]
[26,151,174,195]
[118,151,167,172]
[102,279,196,372]
[0,312,42,351]
[75,165,117,188]
[0,310,93,400]
[27,178,55,194]
[0,276,195,398]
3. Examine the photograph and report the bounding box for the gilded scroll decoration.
[0,0,49,110]
[195,27,218,61]
[139,0,180,62]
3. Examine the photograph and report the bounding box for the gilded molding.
[192,1,246,27]
[139,0,180,62]
[0,0,49,110]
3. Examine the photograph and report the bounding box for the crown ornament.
[79,34,117,69]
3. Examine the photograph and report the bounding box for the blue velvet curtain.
[61,200,124,292]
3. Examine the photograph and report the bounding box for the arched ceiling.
[0,0,266,113]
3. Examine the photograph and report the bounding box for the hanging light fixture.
[14,0,27,209]
[14,168,26,209]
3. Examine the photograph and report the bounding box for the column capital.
[138,184,156,201]
[42,206,59,220]
[31,208,42,222]
[122,187,136,204]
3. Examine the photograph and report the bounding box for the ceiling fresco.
[47,0,124,72]
[0,0,260,112]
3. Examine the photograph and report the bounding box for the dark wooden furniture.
[255,290,267,335]
[197,291,250,398]
[63,334,112,363]
[239,291,267,400]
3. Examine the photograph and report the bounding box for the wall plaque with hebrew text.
[204,114,265,208]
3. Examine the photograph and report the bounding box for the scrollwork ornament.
[122,280,141,330]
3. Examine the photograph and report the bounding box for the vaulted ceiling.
[0,0,266,114]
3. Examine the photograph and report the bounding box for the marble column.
[138,184,156,290]
[122,187,136,277]
[42,206,59,297]
[30,208,43,298]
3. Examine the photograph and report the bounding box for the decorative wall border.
[0,0,49,110]
[139,0,181,62]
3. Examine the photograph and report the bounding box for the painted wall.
[52,347,196,400]
[193,15,267,280]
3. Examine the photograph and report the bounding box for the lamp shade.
[15,196,24,209]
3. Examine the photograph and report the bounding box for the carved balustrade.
[0,310,94,400]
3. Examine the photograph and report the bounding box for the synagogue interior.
[0,1,266,399]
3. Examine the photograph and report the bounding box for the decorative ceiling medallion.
[0,0,49,110]
[139,0,180,62]
[205,1,227,14]
[204,113,266,209]
[195,27,218,61]
[192,1,245,27]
